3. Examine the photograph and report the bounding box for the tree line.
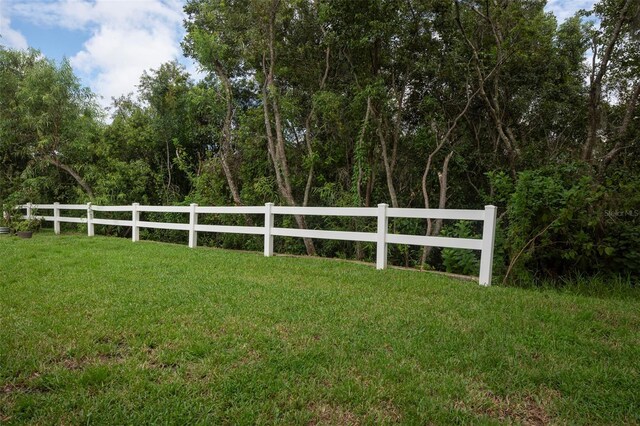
[1,0,638,284]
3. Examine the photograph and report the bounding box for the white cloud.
[11,0,184,32]
[0,2,28,49]
[10,0,192,110]
[71,23,182,103]
[545,0,595,22]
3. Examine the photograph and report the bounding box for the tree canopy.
[1,0,639,284]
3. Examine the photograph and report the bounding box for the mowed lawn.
[0,233,638,425]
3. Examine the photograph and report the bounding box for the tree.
[0,47,101,201]
[138,61,196,201]
[582,0,640,169]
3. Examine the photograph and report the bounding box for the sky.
[1,0,596,113]
[0,0,202,112]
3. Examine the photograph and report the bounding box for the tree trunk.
[377,114,399,208]
[262,4,316,255]
[164,138,172,199]
[214,61,244,207]
[419,150,453,267]
[454,1,519,176]
[433,151,454,238]
[418,82,477,269]
[583,0,633,162]
[600,81,640,170]
[46,157,94,199]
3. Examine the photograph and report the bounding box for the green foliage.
[13,218,42,232]
[2,0,639,286]
[599,174,640,275]
[492,164,640,283]
[441,221,481,276]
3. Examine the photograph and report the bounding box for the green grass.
[1,232,639,425]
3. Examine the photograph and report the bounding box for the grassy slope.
[0,233,638,425]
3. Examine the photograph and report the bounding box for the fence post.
[86,202,94,237]
[26,202,32,220]
[131,203,139,242]
[479,205,497,286]
[376,203,388,270]
[189,203,198,248]
[53,202,61,235]
[264,202,274,257]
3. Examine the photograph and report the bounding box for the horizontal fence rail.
[17,202,497,285]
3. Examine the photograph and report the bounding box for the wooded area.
[1,0,638,284]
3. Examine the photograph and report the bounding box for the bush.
[441,221,481,276]
[13,219,42,232]
[489,164,640,284]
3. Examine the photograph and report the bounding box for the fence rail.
[17,202,497,285]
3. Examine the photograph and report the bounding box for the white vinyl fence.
[18,202,497,285]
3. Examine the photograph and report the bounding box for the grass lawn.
[1,232,638,425]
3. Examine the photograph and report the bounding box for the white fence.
[18,202,497,285]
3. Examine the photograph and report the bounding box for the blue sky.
[1,0,595,112]
[1,0,200,112]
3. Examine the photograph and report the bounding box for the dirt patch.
[151,361,179,370]
[307,402,359,426]
[59,351,125,371]
[227,347,261,370]
[205,327,226,340]
[141,344,181,371]
[95,334,130,349]
[62,358,84,370]
[97,352,125,364]
[367,400,402,423]
[1,383,28,394]
[455,384,560,425]
[275,323,290,340]
[2,372,44,395]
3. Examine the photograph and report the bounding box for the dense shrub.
[490,165,640,283]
